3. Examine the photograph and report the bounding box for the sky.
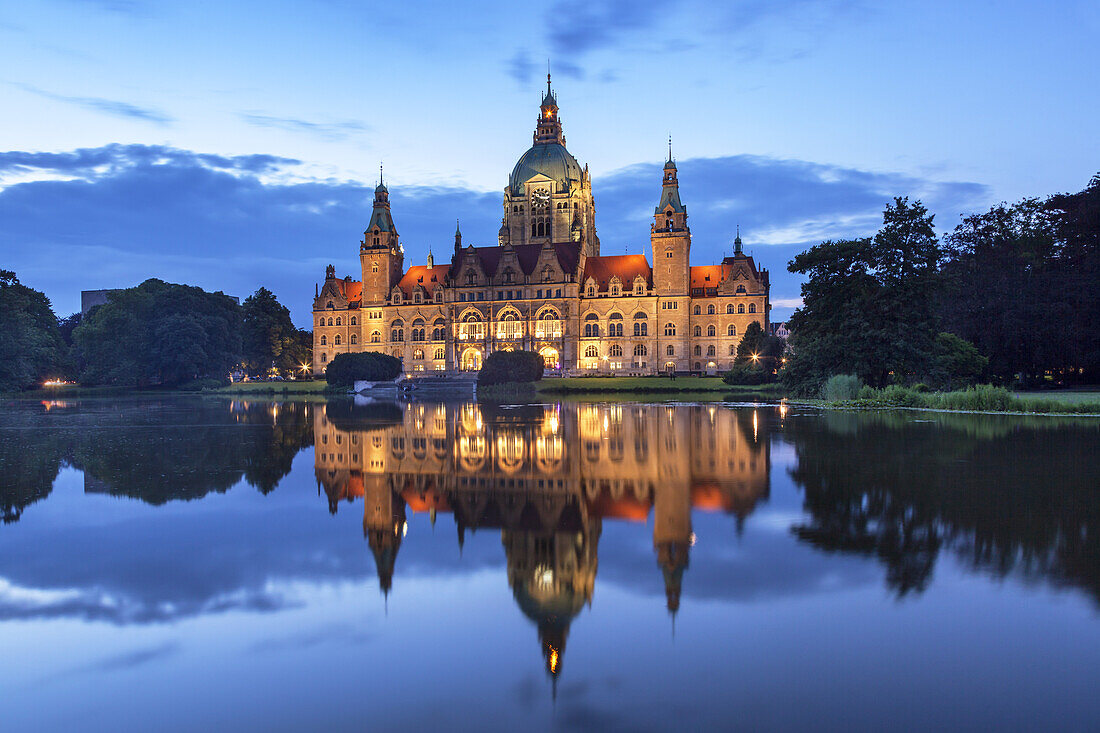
[0,0,1097,326]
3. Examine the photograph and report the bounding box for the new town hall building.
[312,77,770,376]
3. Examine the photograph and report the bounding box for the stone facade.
[313,76,770,376]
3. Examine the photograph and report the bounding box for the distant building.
[81,288,239,315]
[313,75,771,377]
[771,322,790,341]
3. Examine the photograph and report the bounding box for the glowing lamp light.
[751,353,760,362]
[548,647,560,675]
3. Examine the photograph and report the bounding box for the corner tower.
[360,175,404,305]
[651,146,690,295]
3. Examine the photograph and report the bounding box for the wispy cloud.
[14,82,171,124]
[240,113,368,141]
[507,50,536,86]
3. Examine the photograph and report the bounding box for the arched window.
[334,335,342,346]
[664,323,675,336]
[372,263,379,273]
[610,344,622,357]
[693,326,701,337]
[694,345,702,356]
[335,317,342,326]
[414,292,422,304]
[749,303,757,313]
[585,345,598,358]
[727,304,735,314]
[460,311,484,340]
[413,348,424,360]
[666,345,674,356]
[466,271,477,285]
[326,302,334,310]
[608,313,623,337]
[727,324,737,337]
[327,318,333,326]
[320,335,327,345]
[738,304,745,314]
[707,325,716,337]
[707,345,715,356]
[707,305,715,315]
[371,331,381,343]
[536,310,562,338]
[586,285,595,297]
[350,334,357,345]
[729,344,736,355]
[634,279,645,295]
[350,316,357,326]
[665,249,674,259]
[498,311,521,340]
[542,266,553,282]
[434,347,445,360]
[693,305,701,315]
[502,268,515,284]
[584,313,599,338]
[736,284,746,294]
[321,353,327,362]
[633,344,647,356]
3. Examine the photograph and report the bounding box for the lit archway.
[461,348,482,371]
[539,346,560,369]
[706,361,718,376]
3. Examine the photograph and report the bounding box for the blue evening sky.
[1,0,1096,324]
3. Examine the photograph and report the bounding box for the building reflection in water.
[314,401,771,680]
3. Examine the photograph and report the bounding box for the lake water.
[2,396,1099,731]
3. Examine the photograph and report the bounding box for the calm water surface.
[2,396,1099,731]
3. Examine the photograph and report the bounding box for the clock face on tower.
[532,188,550,210]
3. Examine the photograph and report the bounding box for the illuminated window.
[707,325,716,337]
[320,335,327,345]
[585,345,598,358]
[664,323,675,336]
[371,331,381,343]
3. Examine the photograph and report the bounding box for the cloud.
[0,143,986,324]
[547,0,671,56]
[58,642,179,679]
[240,113,369,141]
[507,50,537,86]
[14,83,171,124]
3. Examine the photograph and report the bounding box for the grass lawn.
[537,376,783,395]
[1016,389,1100,405]
[215,380,328,394]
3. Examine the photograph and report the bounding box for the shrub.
[821,374,862,401]
[478,350,544,386]
[879,385,929,408]
[722,364,773,385]
[857,385,878,400]
[325,352,402,388]
[934,384,1014,412]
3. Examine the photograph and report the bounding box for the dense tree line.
[0,271,65,391]
[0,275,311,390]
[783,175,1099,395]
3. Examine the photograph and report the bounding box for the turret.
[651,141,691,296]
[360,168,405,304]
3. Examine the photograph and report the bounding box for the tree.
[241,287,303,376]
[784,199,945,395]
[0,270,63,391]
[325,351,402,387]
[928,332,987,390]
[735,321,765,364]
[74,279,241,386]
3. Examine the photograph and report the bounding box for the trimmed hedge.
[722,364,774,386]
[325,351,402,388]
[478,350,544,386]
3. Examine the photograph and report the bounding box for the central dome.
[509,142,582,195]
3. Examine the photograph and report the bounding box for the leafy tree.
[734,321,765,364]
[478,350,545,386]
[784,199,945,395]
[928,332,987,389]
[0,270,63,391]
[73,279,241,386]
[242,287,305,376]
[325,351,402,387]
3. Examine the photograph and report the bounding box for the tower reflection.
[314,401,771,678]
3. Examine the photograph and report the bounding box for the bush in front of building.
[478,350,545,386]
[325,352,402,388]
[722,364,774,386]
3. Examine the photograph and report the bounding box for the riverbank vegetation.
[811,380,1100,415]
[782,175,1099,396]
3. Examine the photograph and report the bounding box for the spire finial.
[668,135,672,162]
[379,161,383,186]
[547,59,552,94]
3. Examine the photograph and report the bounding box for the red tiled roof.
[582,254,652,291]
[396,265,451,298]
[690,264,727,291]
